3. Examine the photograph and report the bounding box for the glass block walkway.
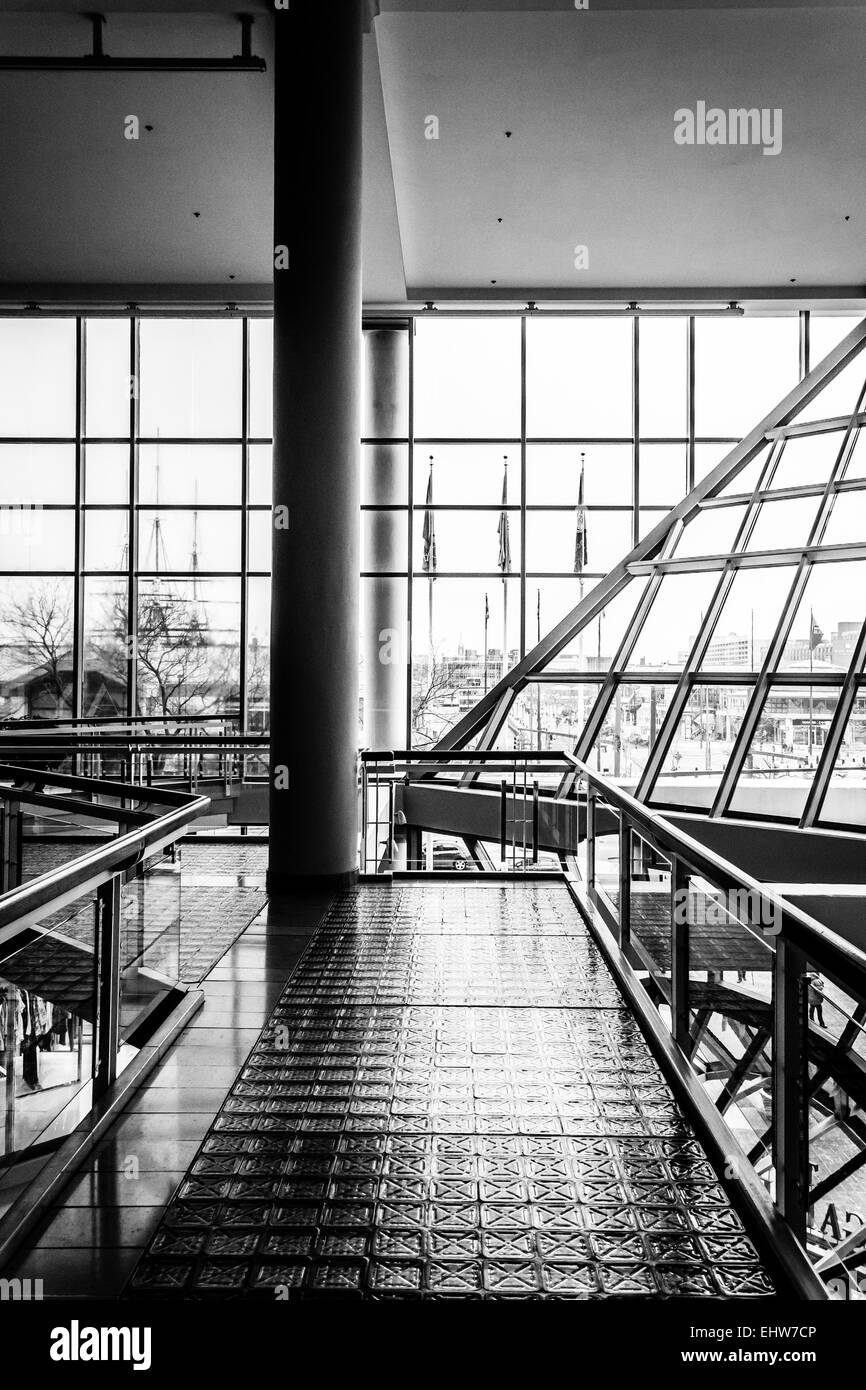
[127,882,778,1300]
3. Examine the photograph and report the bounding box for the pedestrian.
[808,973,826,1028]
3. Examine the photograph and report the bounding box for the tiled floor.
[125,882,778,1301]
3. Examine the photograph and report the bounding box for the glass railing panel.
[685,877,776,1181]
[804,960,866,1297]
[360,754,577,875]
[119,854,182,1042]
[625,832,672,996]
[592,800,620,907]
[0,899,97,1160]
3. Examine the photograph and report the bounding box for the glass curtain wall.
[0,309,860,760]
[442,313,866,833]
[0,315,272,730]
[396,310,836,748]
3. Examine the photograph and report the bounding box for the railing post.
[670,854,690,1050]
[618,818,631,950]
[774,936,809,1244]
[0,800,23,893]
[4,980,17,1154]
[532,779,539,865]
[387,778,395,865]
[500,778,507,864]
[585,784,597,894]
[93,874,122,1101]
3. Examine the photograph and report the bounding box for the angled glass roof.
[437,318,866,834]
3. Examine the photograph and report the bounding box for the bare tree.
[0,580,72,716]
[246,635,269,731]
[103,587,228,719]
[412,653,461,748]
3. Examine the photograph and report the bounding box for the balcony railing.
[568,751,866,1299]
[0,727,270,797]
[359,749,580,874]
[0,761,208,1193]
[361,744,866,1296]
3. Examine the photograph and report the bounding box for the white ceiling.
[376,6,866,298]
[0,4,864,303]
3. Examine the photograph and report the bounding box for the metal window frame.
[0,312,266,728]
[432,316,866,844]
[4,307,865,780]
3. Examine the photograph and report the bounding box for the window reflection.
[0,578,75,719]
[0,319,76,437]
[731,686,842,821]
[506,682,602,756]
[701,566,798,673]
[414,318,521,439]
[654,684,752,810]
[135,578,240,718]
[627,571,719,671]
[526,317,632,437]
[820,688,866,827]
[695,317,799,437]
[410,578,519,746]
[139,320,242,439]
[593,681,676,782]
[779,561,866,675]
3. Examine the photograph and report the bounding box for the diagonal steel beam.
[435,318,866,755]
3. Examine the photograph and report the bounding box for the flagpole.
[424,455,436,681]
[499,455,510,685]
[483,593,489,695]
[502,578,508,685]
[576,452,587,686]
[808,607,814,761]
[536,588,542,749]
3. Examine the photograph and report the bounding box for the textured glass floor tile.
[127,882,779,1301]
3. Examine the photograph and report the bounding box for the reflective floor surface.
[127,882,778,1300]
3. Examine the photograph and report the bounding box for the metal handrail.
[363,746,866,993]
[564,752,866,998]
[0,739,267,756]
[0,761,206,806]
[0,770,210,944]
[0,739,268,750]
[0,715,236,728]
[360,749,572,761]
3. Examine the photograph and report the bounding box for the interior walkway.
[122,881,778,1301]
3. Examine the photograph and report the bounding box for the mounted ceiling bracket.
[0,12,267,74]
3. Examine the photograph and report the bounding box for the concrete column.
[362,326,410,751]
[268,0,363,890]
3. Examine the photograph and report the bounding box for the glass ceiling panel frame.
[434,318,866,833]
